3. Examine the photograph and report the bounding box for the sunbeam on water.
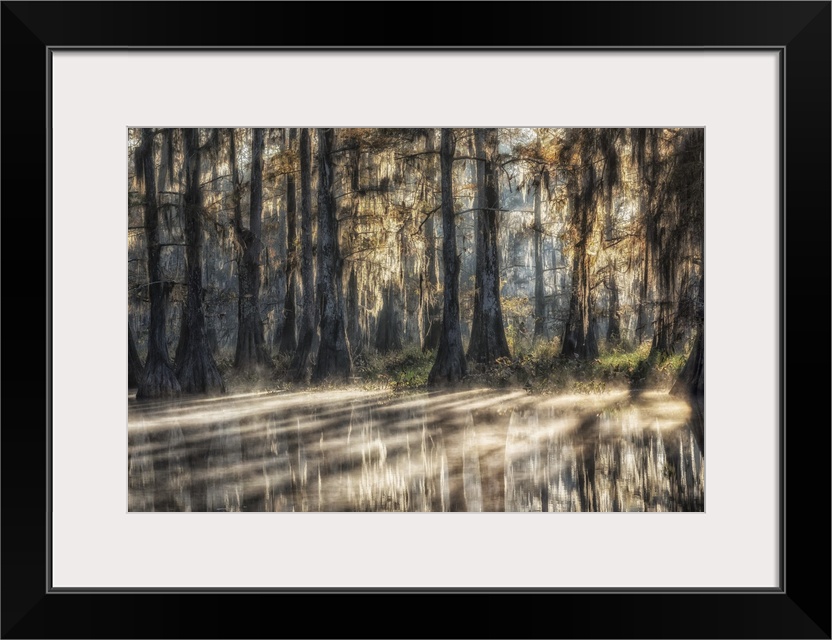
[128,389,704,512]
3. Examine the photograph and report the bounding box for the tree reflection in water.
[128,389,703,512]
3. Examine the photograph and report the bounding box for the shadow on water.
[128,388,704,512]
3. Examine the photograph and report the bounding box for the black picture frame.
[2,2,829,638]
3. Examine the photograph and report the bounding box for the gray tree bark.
[312,128,353,382]
[290,128,316,381]
[375,282,402,353]
[420,129,441,352]
[278,128,298,355]
[175,128,225,395]
[346,266,363,356]
[606,262,621,346]
[233,128,273,372]
[136,128,181,400]
[561,191,599,360]
[532,174,546,340]
[128,322,144,389]
[671,274,704,452]
[467,128,511,364]
[428,129,467,385]
[672,269,704,397]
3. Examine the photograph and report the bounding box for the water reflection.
[128,389,704,512]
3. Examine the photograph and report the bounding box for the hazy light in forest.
[129,389,391,432]
[129,389,702,513]
[128,127,704,512]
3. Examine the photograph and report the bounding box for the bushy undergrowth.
[594,343,685,390]
[355,345,435,390]
[368,340,688,394]
[210,339,688,395]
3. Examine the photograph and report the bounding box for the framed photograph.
[3,1,829,637]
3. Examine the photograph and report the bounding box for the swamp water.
[128,388,703,512]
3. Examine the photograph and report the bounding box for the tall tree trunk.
[428,129,467,385]
[561,193,599,360]
[633,128,655,346]
[346,266,363,356]
[467,128,511,364]
[136,128,181,400]
[606,262,621,346]
[176,128,225,395]
[271,194,287,347]
[650,227,675,359]
[278,128,298,354]
[653,128,704,361]
[420,129,441,352]
[468,137,485,357]
[650,295,674,357]
[672,271,704,397]
[375,282,402,353]
[421,211,441,352]
[313,128,352,382]
[671,278,704,454]
[290,128,316,381]
[552,230,565,328]
[671,325,703,397]
[344,143,363,357]
[532,175,546,340]
[233,128,273,372]
[128,322,144,389]
[640,129,662,349]
[635,231,650,345]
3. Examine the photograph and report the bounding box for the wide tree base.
[312,344,352,383]
[421,308,441,353]
[467,337,511,365]
[277,325,297,356]
[290,328,315,383]
[561,325,599,360]
[234,350,274,373]
[670,328,703,398]
[467,308,511,365]
[428,347,467,386]
[137,358,181,400]
[671,329,704,451]
[177,349,225,396]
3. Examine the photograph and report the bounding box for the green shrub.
[355,345,435,390]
